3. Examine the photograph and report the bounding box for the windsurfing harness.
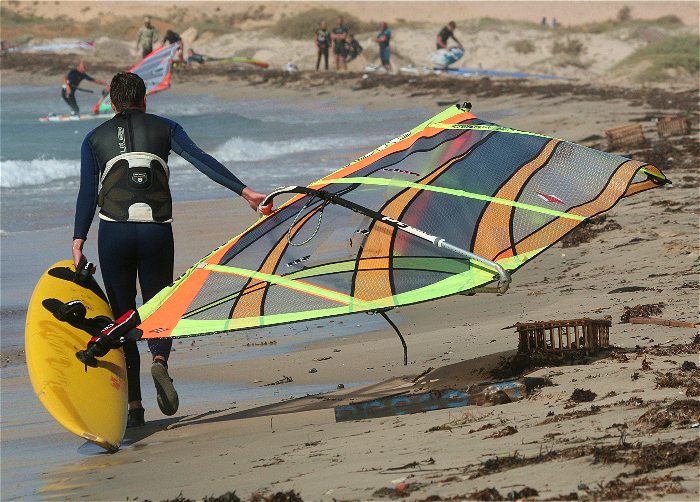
[91,110,173,223]
[74,110,247,240]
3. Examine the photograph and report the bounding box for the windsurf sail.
[92,42,180,115]
[135,103,668,339]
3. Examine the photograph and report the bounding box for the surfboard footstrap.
[76,309,143,369]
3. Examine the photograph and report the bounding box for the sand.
[1,1,699,501]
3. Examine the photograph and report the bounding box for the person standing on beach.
[436,21,463,50]
[136,16,158,58]
[61,61,107,115]
[331,16,348,71]
[375,22,392,71]
[315,20,330,71]
[71,72,272,428]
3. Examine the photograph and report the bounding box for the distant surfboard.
[440,67,571,80]
[25,260,127,452]
[39,113,113,123]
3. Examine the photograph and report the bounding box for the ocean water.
[0,86,427,234]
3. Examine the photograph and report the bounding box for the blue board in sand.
[438,67,571,80]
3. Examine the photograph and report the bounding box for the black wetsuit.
[316,28,329,70]
[162,30,181,46]
[345,39,363,62]
[74,109,247,403]
[437,26,455,50]
[62,69,95,114]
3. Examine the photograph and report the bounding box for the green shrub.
[615,34,700,81]
[508,39,535,54]
[269,8,375,39]
[551,38,585,56]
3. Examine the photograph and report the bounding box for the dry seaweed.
[627,439,699,474]
[569,388,597,403]
[655,367,700,389]
[637,399,700,431]
[490,351,592,379]
[633,340,700,356]
[539,405,601,425]
[469,488,503,501]
[585,474,685,500]
[561,215,622,248]
[470,439,699,480]
[620,303,664,323]
[486,426,518,439]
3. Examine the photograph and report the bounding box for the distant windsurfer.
[71,72,273,427]
[436,21,463,50]
[136,16,158,58]
[61,61,107,115]
[162,29,184,63]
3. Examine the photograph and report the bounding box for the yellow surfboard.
[25,260,127,452]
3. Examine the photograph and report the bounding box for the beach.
[1,1,699,501]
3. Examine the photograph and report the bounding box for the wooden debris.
[630,317,697,328]
[656,116,690,137]
[605,123,646,149]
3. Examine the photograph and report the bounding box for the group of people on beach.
[314,18,463,72]
[314,16,371,71]
[314,17,392,71]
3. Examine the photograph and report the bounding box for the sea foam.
[0,158,79,188]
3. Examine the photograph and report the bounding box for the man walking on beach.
[136,16,158,58]
[61,61,107,115]
[71,72,272,427]
[331,16,348,71]
[315,19,330,71]
[437,21,463,50]
[375,22,392,71]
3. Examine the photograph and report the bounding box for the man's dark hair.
[109,72,146,112]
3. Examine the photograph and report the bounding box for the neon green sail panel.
[137,105,668,338]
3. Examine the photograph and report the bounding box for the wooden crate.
[513,318,611,354]
[605,124,646,150]
[657,116,690,137]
